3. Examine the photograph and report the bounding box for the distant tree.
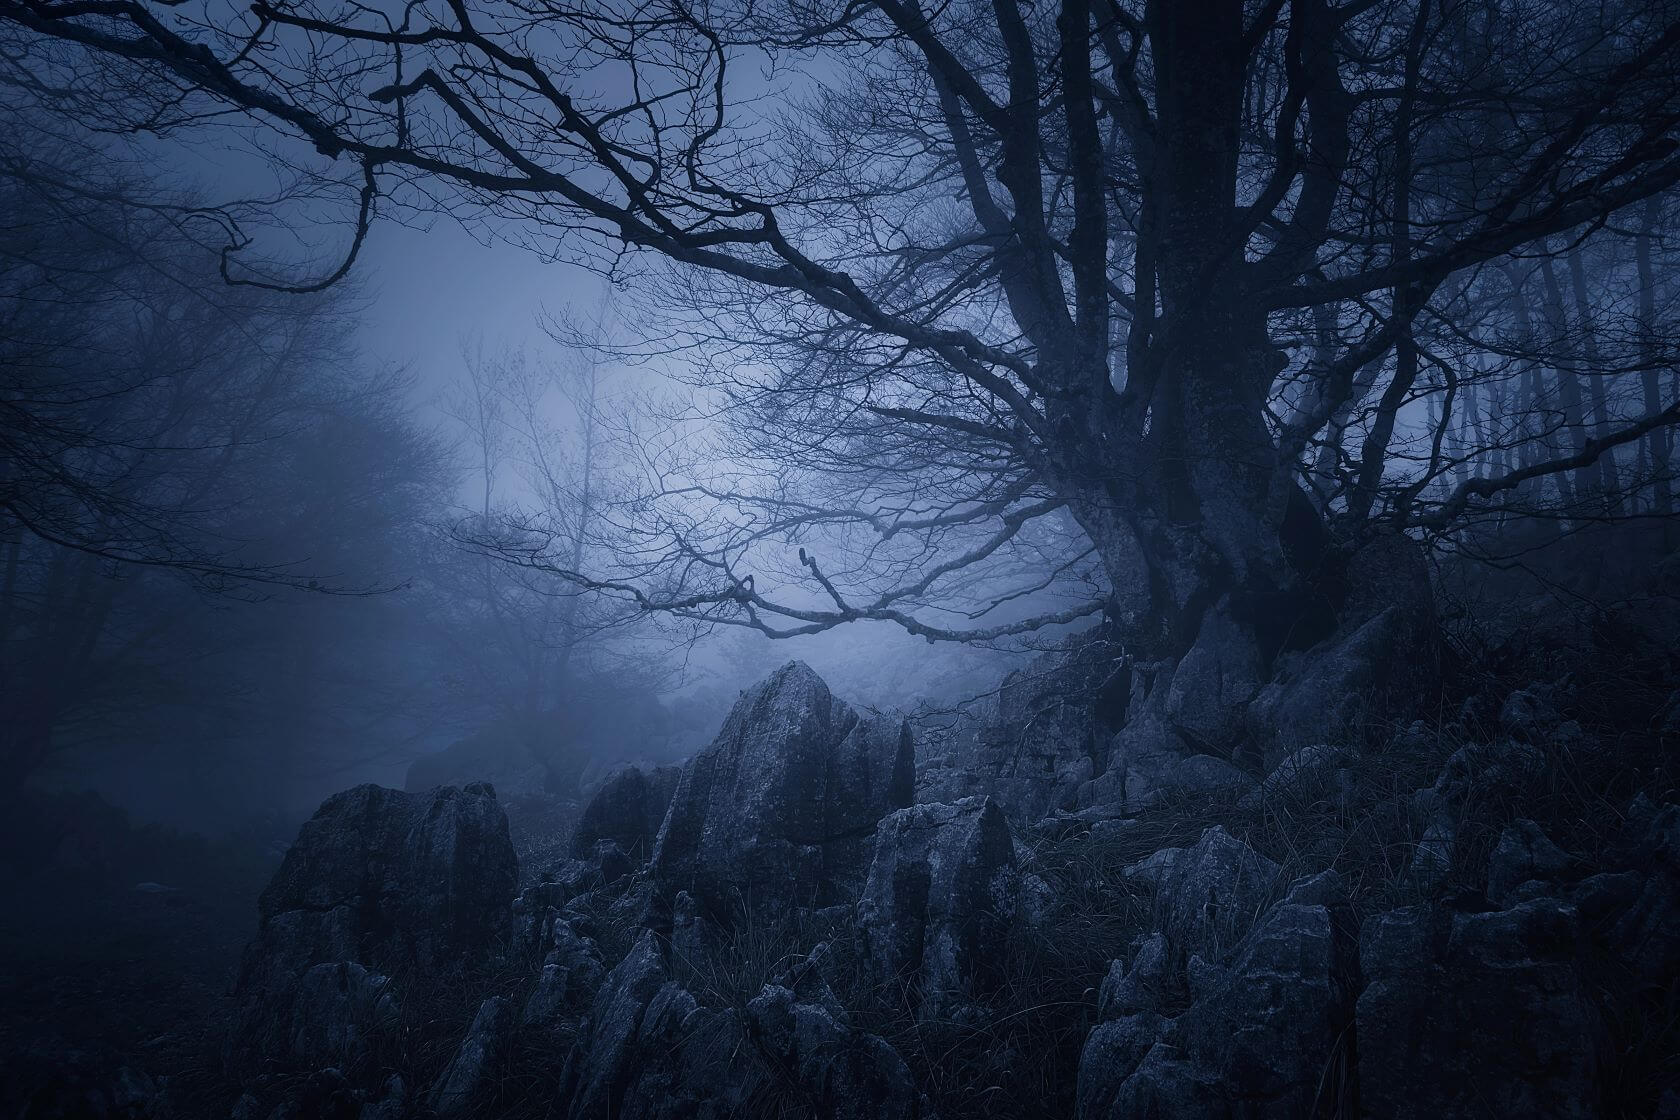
[421,325,686,775]
[0,126,451,798]
[6,0,1679,701]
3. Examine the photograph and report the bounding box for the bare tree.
[7,0,1679,707]
[0,126,448,796]
[427,324,665,764]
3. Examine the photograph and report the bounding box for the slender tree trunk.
[1537,256,1596,507]
[1566,247,1620,511]
[1638,198,1674,516]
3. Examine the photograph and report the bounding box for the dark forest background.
[1,0,1678,1116]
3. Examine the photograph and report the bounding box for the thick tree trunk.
[1057,0,1437,769]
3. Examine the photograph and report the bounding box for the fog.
[0,99,1023,837]
[3,1,1679,1115]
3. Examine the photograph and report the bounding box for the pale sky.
[353,215,606,397]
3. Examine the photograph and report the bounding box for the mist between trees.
[2,0,1680,829]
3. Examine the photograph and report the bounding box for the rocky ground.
[4,594,1678,1118]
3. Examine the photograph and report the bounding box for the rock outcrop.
[284,961,399,1068]
[1248,533,1439,768]
[234,782,517,1059]
[1078,866,1358,1120]
[649,662,914,913]
[429,996,515,1116]
[1121,826,1282,959]
[558,932,920,1120]
[1356,898,1604,1119]
[745,980,921,1120]
[856,796,1019,1017]
[917,638,1130,823]
[570,763,682,861]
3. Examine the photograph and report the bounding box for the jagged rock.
[571,764,682,860]
[1403,738,1552,895]
[285,961,398,1066]
[524,963,576,1027]
[1097,933,1168,1018]
[667,889,721,972]
[430,996,515,1115]
[1251,607,1415,768]
[1240,743,1350,811]
[1173,872,1356,1117]
[1073,648,1260,814]
[765,942,849,1021]
[1165,600,1263,754]
[1408,818,1455,891]
[1248,534,1437,768]
[1425,739,1547,814]
[1487,819,1572,906]
[1123,826,1281,959]
[1356,898,1605,1119]
[1604,801,1680,985]
[745,983,921,1120]
[523,919,607,1026]
[1078,872,1357,1120]
[561,931,671,1119]
[1102,1043,1229,1119]
[856,797,1018,1017]
[920,638,1125,823]
[825,710,919,871]
[513,879,576,958]
[1499,683,1569,743]
[1078,660,1180,813]
[559,931,919,1120]
[250,782,516,977]
[649,662,914,913]
[1076,1013,1173,1119]
[234,783,516,1061]
[513,856,625,958]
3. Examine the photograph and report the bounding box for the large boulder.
[649,662,914,913]
[570,763,682,861]
[856,796,1019,1017]
[1164,599,1264,755]
[235,782,517,1057]
[1356,898,1605,1119]
[1486,819,1572,907]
